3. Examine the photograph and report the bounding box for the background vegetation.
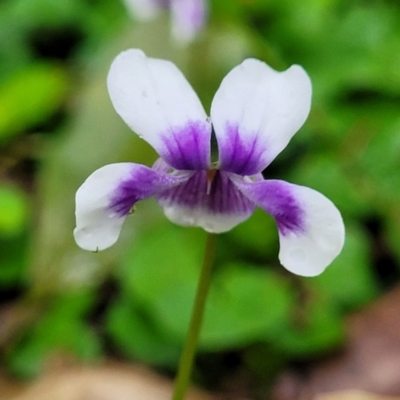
[1,0,400,397]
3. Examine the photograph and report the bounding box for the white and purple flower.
[74,49,345,277]
[123,0,207,43]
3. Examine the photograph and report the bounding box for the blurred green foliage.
[6,291,101,377]
[0,64,68,141]
[1,0,400,394]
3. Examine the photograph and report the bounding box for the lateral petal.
[74,163,188,251]
[211,59,312,175]
[107,49,211,170]
[234,179,345,276]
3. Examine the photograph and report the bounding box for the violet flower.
[74,49,345,277]
[123,0,207,43]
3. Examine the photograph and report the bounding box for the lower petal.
[233,179,345,276]
[74,163,188,251]
[157,171,255,233]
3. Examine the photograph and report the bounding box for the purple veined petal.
[107,49,211,170]
[157,170,256,233]
[74,163,190,251]
[233,178,345,276]
[211,59,312,175]
[170,0,207,43]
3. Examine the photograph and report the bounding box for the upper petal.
[107,49,211,170]
[170,0,207,43]
[74,163,188,251]
[211,59,312,175]
[233,178,345,276]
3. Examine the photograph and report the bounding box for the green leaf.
[149,261,294,351]
[0,183,29,285]
[106,297,181,366]
[0,184,28,237]
[225,208,278,261]
[357,115,400,205]
[6,291,101,377]
[0,63,68,141]
[200,263,294,350]
[277,295,344,357]
[311,223,379,311]
[0,234,28,286]
[143,260,294,351]
[119,221,203,308]
[121,223,294,351]
[288,154,371,217]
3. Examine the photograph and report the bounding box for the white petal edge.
[107,49,209,156]
[74,163,137,252]
[277,185,345,277]
[161,204,253,233]
[211,59,312,171]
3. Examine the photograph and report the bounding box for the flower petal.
[233,179,345,276]
[157,171,255,233]
[123,0,161,20]
[107,49,211,170]
[74,163,188,251]
[211,59,312,175]
[170,0,207,43]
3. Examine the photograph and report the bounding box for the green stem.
[172,233,217,400]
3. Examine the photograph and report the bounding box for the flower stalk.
[172,233,217,400]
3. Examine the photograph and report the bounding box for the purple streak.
[218,123,267,176]
[158,170,255,216]
[161,120,211,171]
[233,179,305,236]
[109,165,188,217]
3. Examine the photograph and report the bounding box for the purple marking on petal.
[265,182,305,236]
[158,170,254,216]
[161,120,211,171]
[233,178,305,236]
[218,123,266,175]
[109,165,189,217]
